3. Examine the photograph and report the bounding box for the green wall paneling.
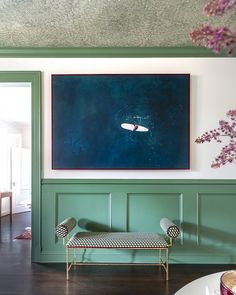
[39,179,236,264]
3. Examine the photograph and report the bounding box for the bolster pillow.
[160,218,180,239]
[55,217,76,238]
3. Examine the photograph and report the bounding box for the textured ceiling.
[0,0,235,47]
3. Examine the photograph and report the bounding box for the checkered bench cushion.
[66,232,168,249]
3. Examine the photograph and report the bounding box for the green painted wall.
[38,179,236,264]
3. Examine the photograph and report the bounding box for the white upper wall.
[0,83,31,124]
[0,58,235,179]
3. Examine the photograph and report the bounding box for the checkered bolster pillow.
[55,217,76,238]
[160,218,180,239]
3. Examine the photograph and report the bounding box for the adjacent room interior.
[0,83,31,238]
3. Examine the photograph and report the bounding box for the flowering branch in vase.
[195,109,236,168]
[189,0,236,55]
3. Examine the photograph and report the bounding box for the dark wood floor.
[0,212,235,295]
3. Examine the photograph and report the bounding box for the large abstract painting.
[52,74,190,169]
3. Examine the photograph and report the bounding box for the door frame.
[0,72,41,262]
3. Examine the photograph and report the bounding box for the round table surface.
[175,271,227,295]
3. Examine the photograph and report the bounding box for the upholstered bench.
[55,217,180,280]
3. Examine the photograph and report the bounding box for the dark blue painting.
[52,74,190,169]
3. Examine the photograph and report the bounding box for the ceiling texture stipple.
[0,0,235,47]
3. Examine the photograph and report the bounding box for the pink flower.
[227,109,236,117]
[204,0,236,16]
[189,24,236,55]
[211,141,236,168]
[196,109,236,168]
[189,0,236,55]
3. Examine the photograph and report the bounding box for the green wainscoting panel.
[197,193,236,248]
[39,179,236,264]
[127,193,182,233]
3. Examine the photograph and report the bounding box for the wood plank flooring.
[0,212,235,295]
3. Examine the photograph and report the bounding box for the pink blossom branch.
[204,0,236,16]
[189,0,236,55]
[189,24,236,55]
[195,109,236,168]
[211,141,236,168]
[192,1,236,167]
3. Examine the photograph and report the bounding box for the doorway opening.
[0,71,41,262]
[0,83,31,214]
[0,82,32,234]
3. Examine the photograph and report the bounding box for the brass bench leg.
[159,248,169,280]
[159,249,162,262]
[73,248,77,270]
[166,248,169,281]
[66,247,69,281]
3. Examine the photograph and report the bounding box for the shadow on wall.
[167,222,236,264]
[184,222,236,245]
[77,219,235,245]
[78,219,110,232]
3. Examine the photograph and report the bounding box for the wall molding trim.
[42,179,236,185]
[0,47,233,58]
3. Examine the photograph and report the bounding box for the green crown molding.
[0,47,234,58]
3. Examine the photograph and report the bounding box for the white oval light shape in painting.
[121,123,149,132]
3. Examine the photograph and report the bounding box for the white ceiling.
[0,0,235,47]
[0,83,31,125]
